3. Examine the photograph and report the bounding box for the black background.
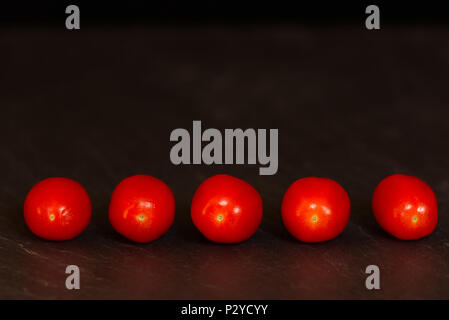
[1,1,449,300]
[1,1,449,25]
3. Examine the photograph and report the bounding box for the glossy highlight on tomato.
[24,177,92,241]
[108,175,175,243]
[281,177,350,243]
[372,174,438,240]
[191,174,263,244]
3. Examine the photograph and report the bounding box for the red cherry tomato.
[281,177,350,243]
[191,174,263,244]
[24,177,92,241]
[372,174,438,240]
[108,175,175,243]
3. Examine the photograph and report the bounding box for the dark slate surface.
[0,26,448,299]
